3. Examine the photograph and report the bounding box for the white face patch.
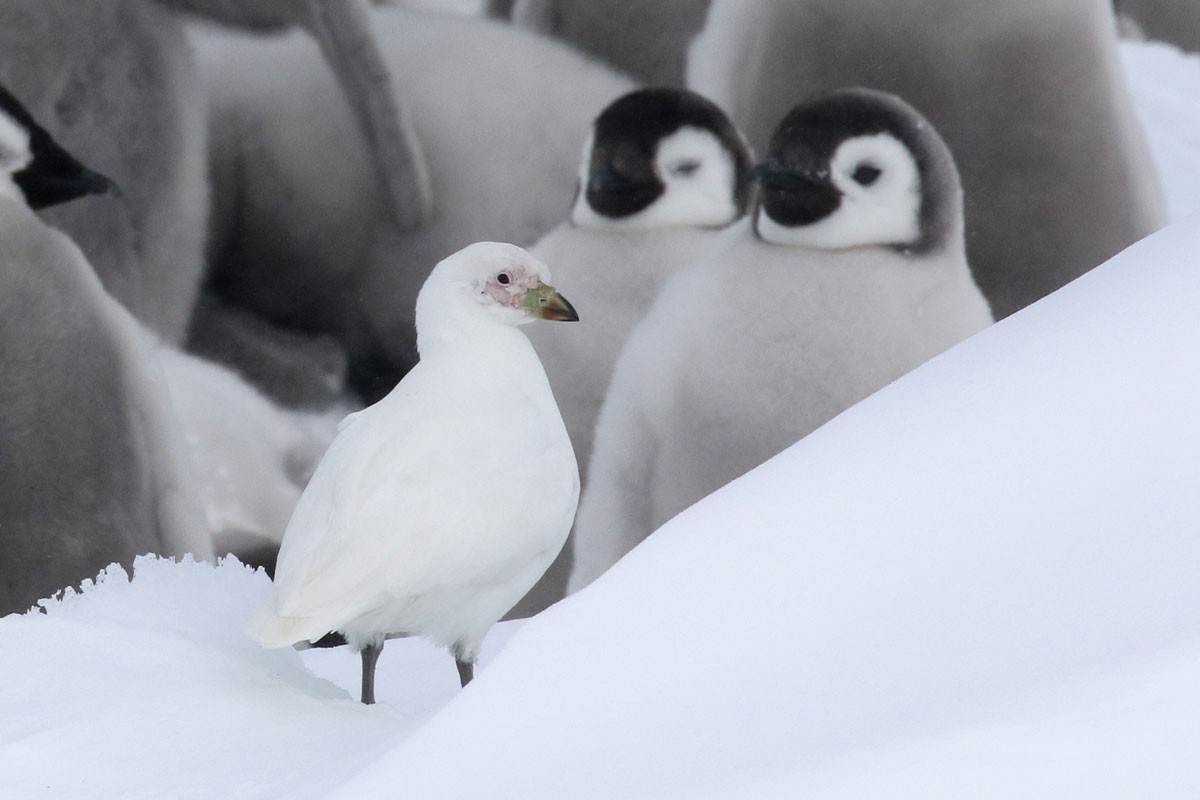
[0,110,32,203]
[758,132,922,249]
[571,126,739,231]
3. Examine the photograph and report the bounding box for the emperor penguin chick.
[514,87,752,616]
[0,84,211,613]
[527,87,753,484]
[569,88,993,592]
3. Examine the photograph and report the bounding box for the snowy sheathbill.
[249,241,580,704]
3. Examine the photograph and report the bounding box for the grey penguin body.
[688,0,1166,319]
[193,7,635,402]
[510,0,711,86]
[0,0,427,349]
[0,198,212,612]
[1116,0,1200,51]
[0,85,211,613]
[569,89,993,591]
[0,0,209,342]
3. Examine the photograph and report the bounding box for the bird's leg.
[455,657,474,687]
[360,642,384,705]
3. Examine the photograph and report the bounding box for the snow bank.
[331,214,1200,799]
[0,556,517,799]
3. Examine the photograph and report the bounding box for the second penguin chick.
[570,88,994,592]
[526,87,753,479]
[516,87,751,615]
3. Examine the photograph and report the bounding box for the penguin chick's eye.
[496,271,512,286]
[669,159,701,178]
[851,163,882,186]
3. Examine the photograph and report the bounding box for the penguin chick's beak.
[750,159,828,193]
[588,165,654,196]
[522,281,579,322]
[15,135,120,210]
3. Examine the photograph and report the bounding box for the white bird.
[515,86,752,616]
[570,88,993,592]
[248,242,581,704]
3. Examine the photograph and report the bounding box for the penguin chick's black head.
[0,84,118,210]
[753,88,959,253]
[586,87,753,220]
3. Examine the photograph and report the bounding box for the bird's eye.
[851,163,882,186]
[496,271,512,286]
[670,159,701,178]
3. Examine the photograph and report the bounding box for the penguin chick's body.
[249,242,580,704]
[569,89,993,592]
[514,87,751,618]
[0,84,212,613]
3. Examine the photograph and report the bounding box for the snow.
[0,555,521,799]
[0,34,1198,800]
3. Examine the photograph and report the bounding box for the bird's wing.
[269,358,571,624]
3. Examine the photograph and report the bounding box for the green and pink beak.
[522,281,579,322]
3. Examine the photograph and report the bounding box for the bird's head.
[416,242,578,349]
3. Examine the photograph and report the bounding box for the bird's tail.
[245,603,324,649]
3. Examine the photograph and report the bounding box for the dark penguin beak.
[751,158,842,227]
[750,159,829,193]
[584,163,663,219]
[587,165,654,196]
[14,131,119,210]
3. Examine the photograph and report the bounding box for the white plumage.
[569,89,994,592]
[249,242,580,702]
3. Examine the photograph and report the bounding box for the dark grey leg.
[455,658,474,687]
[360,642,383,705]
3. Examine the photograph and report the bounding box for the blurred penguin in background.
[0,0,426,406]
[687,0,1166,320]
[1114,0,1200,51]
[0,0,209,343]
[526,87,753,488]
[511,87,752,615]
[570,89,993,592]
[190,6,636,404]
[0,84,212,614]
[508,0,711,86]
